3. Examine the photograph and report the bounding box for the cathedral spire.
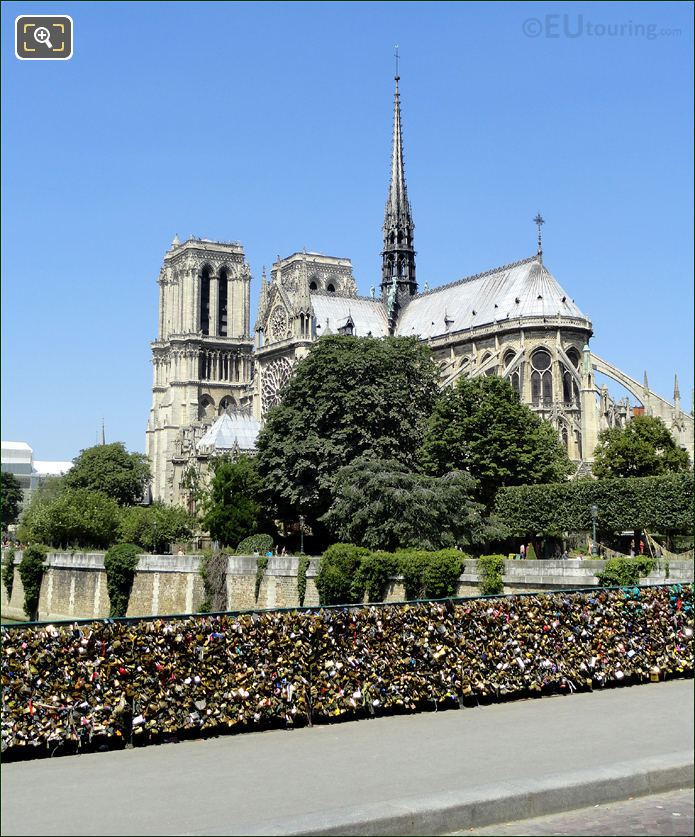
[381,52,417,313]
[674,374,681,407]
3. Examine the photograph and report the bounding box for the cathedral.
[146,74,693,507]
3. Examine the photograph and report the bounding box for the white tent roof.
[197,413,261,453]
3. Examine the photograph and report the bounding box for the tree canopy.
[420,375,573,506]
[64,443,151,506]
[255,336,441,528]
[592,415,691,479]
[200,455,266,548]
[321,456,486,552]
[1,472,23,527]
[20,487,121,549]
[118,503,196,554]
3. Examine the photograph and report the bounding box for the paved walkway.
[452,788,694,835]
[1,680,692,836]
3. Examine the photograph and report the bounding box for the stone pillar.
[209,275,219,337]
[158,279,165,339]
[193,271,201,333]
[580,343,599,461]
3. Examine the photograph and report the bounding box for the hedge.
[235,534,274,555]
[494,474,693,536]
[316,545,468,605]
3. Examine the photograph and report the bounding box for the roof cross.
[533,212,545,259]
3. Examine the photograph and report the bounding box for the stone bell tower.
[146,237,254,503]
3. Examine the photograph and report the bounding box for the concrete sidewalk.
[1,680,692,836]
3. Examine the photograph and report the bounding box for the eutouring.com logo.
[15,15,73,60]
[522,15,682,41]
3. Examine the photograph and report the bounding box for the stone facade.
[146,238,254,506]
[147,76,693,505]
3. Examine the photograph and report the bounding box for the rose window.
[261,357,293,412]
[270,307,289,342]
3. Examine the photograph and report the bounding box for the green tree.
[21,488,120,549]
[16,477,65,544]
[103,543,140,617]
[321,456,486,552]
[256,336,441,529]
[592,415,690,479]
[18,544,48,620]
[64,443,151,506]
[1,472,23,527]
[420,376,573,507]
[201,455,266,548]
[118,503,196,554]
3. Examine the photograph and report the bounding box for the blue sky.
[2,1,693,460]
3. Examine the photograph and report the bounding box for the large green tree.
[420,375,573,507]
[255,336,441,527]
[1,472,23,527]
[20,488,120,549]
[64,443,151,506]
[201,455,266,548]
[321,456,486,552]
[592,415,690,479]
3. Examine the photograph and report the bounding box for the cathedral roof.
[196,412,260,454]
[311,293,389,337]
[395,255,589,340]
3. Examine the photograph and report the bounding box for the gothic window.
[503,349,516,368]
[561,425,569,451]
[219,396,236,416]
[198,395,215,420]
[218,268,228,336]
[309,281,318,291]
[531,349,552,406]
[326,283,335,293]
[566,347,580,368]
[511,368,521,396]
[261,358,293,413]
[200,266,211,335]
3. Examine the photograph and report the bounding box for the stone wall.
[2,551,692,622]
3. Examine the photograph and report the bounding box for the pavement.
[1,679,692,836]
[451,788,694,835]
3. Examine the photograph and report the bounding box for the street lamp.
[591,504,598,556]
[299,515,305,555]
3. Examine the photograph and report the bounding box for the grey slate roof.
[396,256,589,340]
[311,294,389,337]
[197,413,261,453]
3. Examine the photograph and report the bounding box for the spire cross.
[394,44,400,81]
[533,212,545,257]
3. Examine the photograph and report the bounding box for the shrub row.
[315,544,506,604]
[494,474,693,537]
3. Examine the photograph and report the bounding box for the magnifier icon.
[34,26,53,49]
